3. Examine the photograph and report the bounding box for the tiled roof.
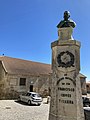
[0,56,52,75]
[79,73,87,78]
[0,56,86,78]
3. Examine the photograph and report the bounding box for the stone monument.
[49,11,85,120]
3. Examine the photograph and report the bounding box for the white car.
[19,92,42,105]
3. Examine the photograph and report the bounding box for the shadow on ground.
[14,100,38,106]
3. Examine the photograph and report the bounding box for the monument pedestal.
[58,27,74,40]
[49,27,85,120]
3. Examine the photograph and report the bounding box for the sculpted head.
[57,11,76,28]
[63,11,70,21]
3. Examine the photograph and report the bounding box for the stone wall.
[80,77,87,95]
[0,61,87,99]
[0,61,6,99]
[0,71,50,99]
[86,82,90,93]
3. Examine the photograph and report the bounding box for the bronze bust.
[57,11,76,28]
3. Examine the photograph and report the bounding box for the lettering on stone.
[59,99,74,104]
[65,77,76,86]
[57,77,64,85]
[64,74,67,76]
[57,78,75,105]
[58,87,74,92]
[66,83,70,85]
[61,94,71,97]
[62,83,65,85]
[57,77,76,86]
[62,83,70,85]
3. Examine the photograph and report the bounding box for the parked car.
[82,96,90,107]
[19,92,42,105]
[84,107,90,120]
[82,96,90,120]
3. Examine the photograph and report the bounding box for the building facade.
[86,82,90,93]
[79,73,87,95]
[0,56,87,99]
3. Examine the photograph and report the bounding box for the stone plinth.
[49,27,85,120]
[58,27,73,40]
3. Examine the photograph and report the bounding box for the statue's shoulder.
[69,19,76,27]
[69,19,75,23]
[57,20,65,28]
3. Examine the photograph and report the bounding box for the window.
[26,93,31,96]
[86,85,89,88]
[30,85,33,92]
[19,78,26,86]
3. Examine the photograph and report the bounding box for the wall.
[80,77,87,95]
[86,82,90,93]
[0,72,50,99]
[0,61,6,99]
[0,61,87,99]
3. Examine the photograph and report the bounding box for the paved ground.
[0,99,50,120]
[0,95,89,120]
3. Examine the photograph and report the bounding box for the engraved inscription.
[57,77,75,105]
[59,99,74,104]
[58,87,74,92]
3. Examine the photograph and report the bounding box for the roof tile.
[0,56,51,75]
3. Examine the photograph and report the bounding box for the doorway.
[30,85,33,92]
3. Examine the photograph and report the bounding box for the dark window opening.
[20,78,26,86]
[30,85,33,92]
[86,85,89,88]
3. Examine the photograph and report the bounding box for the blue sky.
[0,0,90,81]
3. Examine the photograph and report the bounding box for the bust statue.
[57,11,76,28]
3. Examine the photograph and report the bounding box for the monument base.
[58,27,74,40]
[49,113,82,120]
[49,74,85,120]
[49,39,85,120]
